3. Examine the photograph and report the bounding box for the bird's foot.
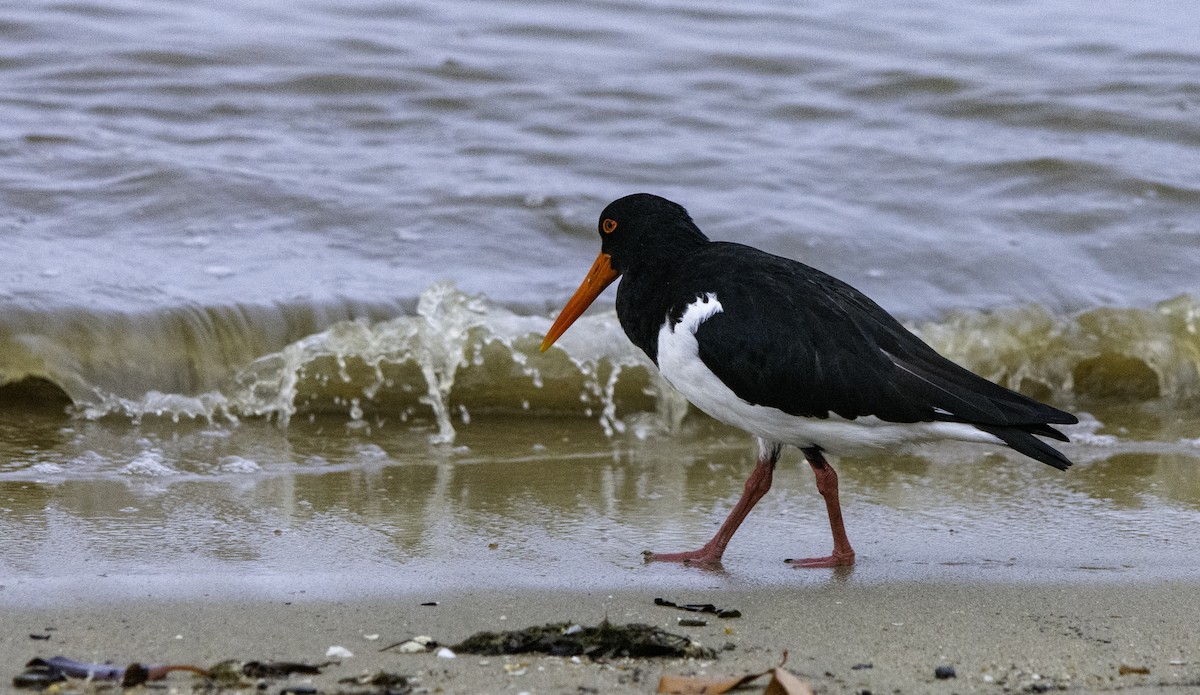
[643,548,724,568]
[785,550,855,568]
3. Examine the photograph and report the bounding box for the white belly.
[655,295,1004,454]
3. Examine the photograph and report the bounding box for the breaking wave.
[1,283,1197,443]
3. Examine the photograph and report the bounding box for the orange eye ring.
[602,218,617,234]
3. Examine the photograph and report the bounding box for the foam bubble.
[120,449,177,477]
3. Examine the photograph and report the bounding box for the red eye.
[602,218,617,234]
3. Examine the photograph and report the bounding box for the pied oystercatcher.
[540,193,1077,567]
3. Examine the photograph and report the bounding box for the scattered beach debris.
[977,668,1070,692]
[678,618,708,627]
[240,660,328,679]
[380,635,438,653]
[655,598,742,619]
[326,645,355,659]
[15,655,380,692]
[435,647,457,659]
[206,659,249,687]
[657,653,812,695]
[1119,664,1150,675]
[205,659,332,689]
[12,659,66,690]
[934,665,956,679]
[451,620,715,659]
[13,656,209,689]
[337,670,415,694]
[851,663,873,670]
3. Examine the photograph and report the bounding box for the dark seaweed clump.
[451,620,715,659]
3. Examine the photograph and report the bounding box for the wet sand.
[5,580,1200,694]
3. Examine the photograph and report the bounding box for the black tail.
[975,424,1073,471]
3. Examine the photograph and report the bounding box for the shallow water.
[1,407,1197,607]
[2,0,1199,601]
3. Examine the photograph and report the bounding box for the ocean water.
[1,0,1198,600]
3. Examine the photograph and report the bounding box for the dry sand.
[5,580,1200,694]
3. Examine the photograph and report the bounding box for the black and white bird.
[540,193,1077,567]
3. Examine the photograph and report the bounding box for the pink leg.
[787,448,855,568]
[644,442,781,566]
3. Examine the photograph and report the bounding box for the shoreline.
[5,580,1199,694]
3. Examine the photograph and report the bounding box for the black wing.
[684,243,1077,469]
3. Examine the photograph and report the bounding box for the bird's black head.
[597,193,710,274]
[540,193,709,352]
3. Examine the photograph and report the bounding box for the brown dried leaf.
[657,653,808,695]
[763,667,814,695]
[1119,664,1150,675]
[657,671,766,694]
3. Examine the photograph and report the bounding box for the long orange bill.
[540,252,620,352]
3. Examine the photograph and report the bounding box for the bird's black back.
[615,241,1078,468]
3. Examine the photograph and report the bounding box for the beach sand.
[5,580,1199,694]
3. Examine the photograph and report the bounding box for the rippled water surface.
[4,0,1198,315]
[1,0,1198,599]
[1,410,1198,607]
